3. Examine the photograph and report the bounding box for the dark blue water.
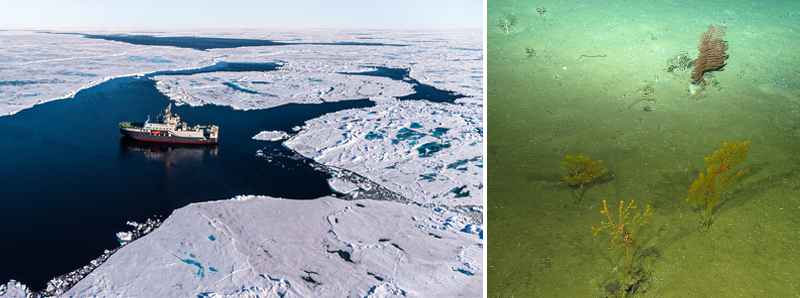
[149,61,281,76]
[222,82,259,94]
[80,34,407,50]
[0,75,374,289]
[341,66,465,103]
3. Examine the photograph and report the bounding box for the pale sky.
[0,0,483,30]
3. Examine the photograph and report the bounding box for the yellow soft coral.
[592,199,653,296]
[686,140,750,228]
[561,153,609,187]
[592,199,653,273]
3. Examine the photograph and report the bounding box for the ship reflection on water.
[119,138,218,166]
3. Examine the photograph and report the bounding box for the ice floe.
[147,30,482,109]
[285,100,484,206]
[0,281,30,298]
[62,196,482,297]
[252,130,290,141]
[0,29,480,116]
[0,30,215,116]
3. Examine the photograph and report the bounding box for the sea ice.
[0,29,483,296]
[0,281,30,298]
[285,100,484,206]
[0,30,215,116]
[62,196,482,297]
[150,30,482,109]
[252,130,290,141]
[328,177,361,194]
[0,30,481,116]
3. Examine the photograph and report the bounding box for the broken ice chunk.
[252,130,290,141]
[115,232,133,245]
[461,224,484,240]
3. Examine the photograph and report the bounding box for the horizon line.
[0,26,483,32]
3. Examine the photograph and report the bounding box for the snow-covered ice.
[328,177,361,194]
[286,100,483,206]
[0,281,30,298]
[0,29,482,296]
[63,196,482,297]
[153,63,415,110]
[0,29,481,114]
[0,30,215,116]
[252,130,290,141]
[150,30,482,109]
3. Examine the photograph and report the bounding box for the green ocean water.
[488,0,800,297]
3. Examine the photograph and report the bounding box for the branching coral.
[561,153,609,203]
[592,200,653,273]
[691,25,728,85]
[561,153,608,186]
[686,140,750,228]
[592,199,654,296]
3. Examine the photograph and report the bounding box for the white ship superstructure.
[119,104,219,144]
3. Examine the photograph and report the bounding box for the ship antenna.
[146,115,150,124]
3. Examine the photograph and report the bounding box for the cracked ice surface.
[0,30,215,116]
[153,62,415,109]
[63,196,482,297]
[0,29,483,296]
[0,30,481,115]
[0,281,30,297]
[149,30,484,205]
[286,100,484,206]
[215,29,483,102]
[152,30,482,109]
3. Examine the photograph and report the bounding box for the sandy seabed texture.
[488,0,800,296]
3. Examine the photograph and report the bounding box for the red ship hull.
[120,128,218,145]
